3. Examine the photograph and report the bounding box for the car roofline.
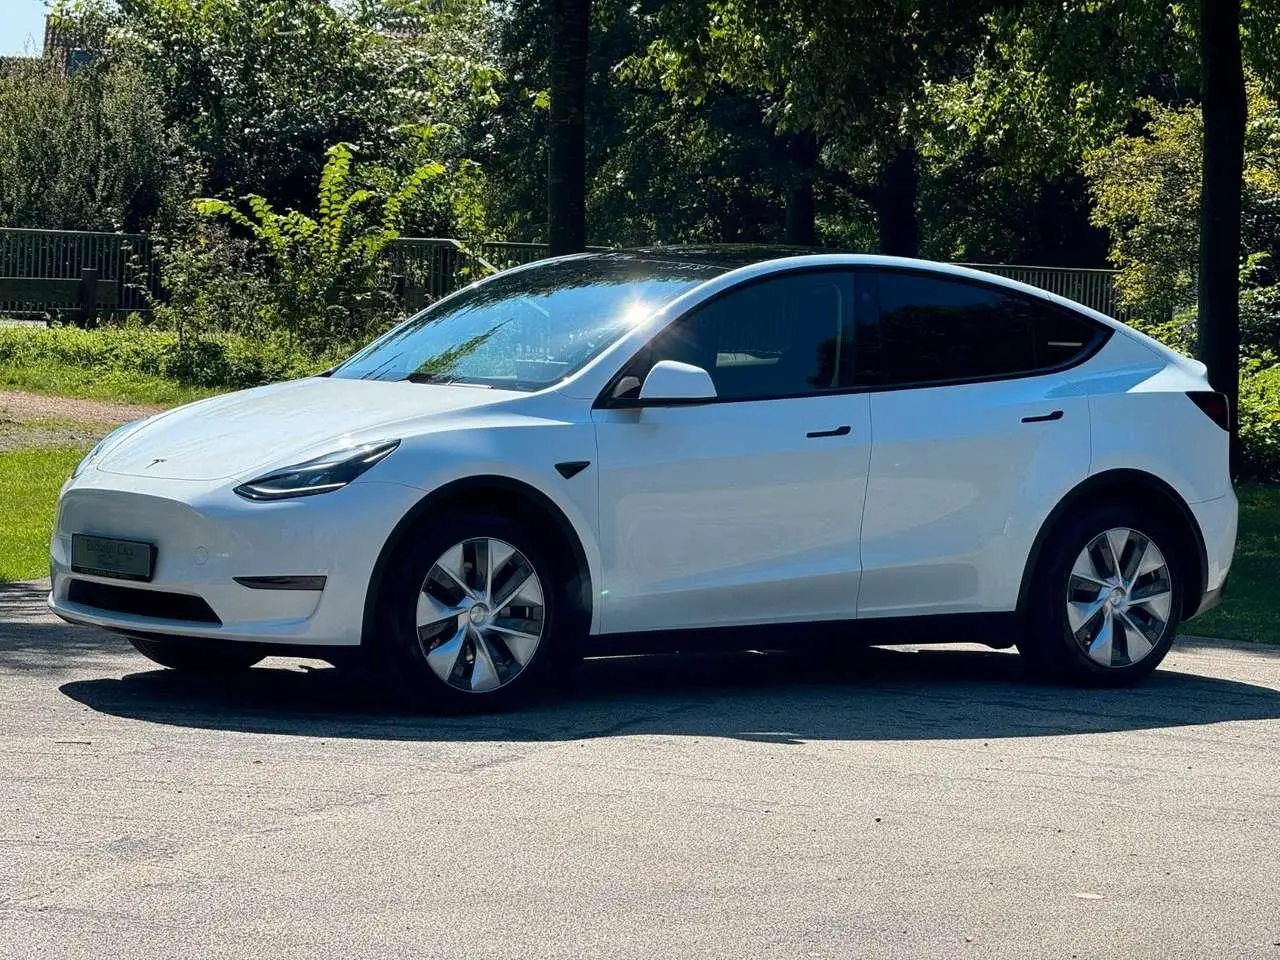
[640,251,1199,375]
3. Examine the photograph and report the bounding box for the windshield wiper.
[405,373,493,388]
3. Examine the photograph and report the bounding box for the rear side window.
[867,270,1105,387]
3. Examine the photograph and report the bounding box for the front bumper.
[49,471,424,647]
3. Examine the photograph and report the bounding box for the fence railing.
[0,226,1130,322]
[0,227,159,318]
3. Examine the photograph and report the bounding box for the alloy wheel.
[416,537,546,693]
[1066,527,1174,669]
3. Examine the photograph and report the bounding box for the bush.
[1240,356,1280,481]
[1240,282,1280,356]
[191,142,440,352]
[0,326,326,391]
[0,55,189,232]
[148,221,282,341]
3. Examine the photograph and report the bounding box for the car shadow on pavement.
[53,639,1280,745]
[10,581,1278,744]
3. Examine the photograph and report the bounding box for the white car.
[50,250,1237,709]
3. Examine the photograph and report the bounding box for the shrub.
[0,54,189,232]
[148,221,281,342]
[192,142,441,353]
[1240,281,1280,356]
[1239,356,1280,481]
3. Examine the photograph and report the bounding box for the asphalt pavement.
[2,580,1278,959]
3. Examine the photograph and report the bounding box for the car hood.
[96,377,526,482]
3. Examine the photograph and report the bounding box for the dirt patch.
[0,417,119,453]
[0,390,165,453]
[0,390,163,425]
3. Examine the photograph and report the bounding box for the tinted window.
[1035,304,1102,368]
[637,271,860,401]
[869,271,1102,386]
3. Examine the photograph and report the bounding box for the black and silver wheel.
[416,536,547,693]
[128,636,265,673]
[378,510,577,712]
[1020,504,1184,686]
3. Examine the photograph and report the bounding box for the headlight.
[233,440,400,501]
[71,419,143,480]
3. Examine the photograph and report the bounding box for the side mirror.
[636,360,717,404]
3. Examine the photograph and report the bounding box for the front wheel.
[1018,503,1185,687]
[376,510,580,712]
[128,636,265,672]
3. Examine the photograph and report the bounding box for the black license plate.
[71,535,156,582]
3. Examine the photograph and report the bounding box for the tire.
[374,508,582,713]
[1018,502,1186,687]
[128,636,265,672]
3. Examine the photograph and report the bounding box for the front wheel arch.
[360,475,594,649]
[1016,469,1207,622]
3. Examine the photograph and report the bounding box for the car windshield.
[330,255,722,390]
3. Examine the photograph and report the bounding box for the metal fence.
[0,227,159,318]
[0,226,1130,321]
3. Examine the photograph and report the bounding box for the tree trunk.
[1197,0,1246,474]
[877,142,919,258]
[1032,179,1060,264]
[784,131,819,247]
[548,0,590,255]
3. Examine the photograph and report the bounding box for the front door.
[592,268,875,635]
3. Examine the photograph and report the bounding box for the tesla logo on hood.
[145,458,167,469]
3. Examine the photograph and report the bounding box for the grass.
[0,445,87,582]
[1189,483,1280,644]
[0,358,216,407]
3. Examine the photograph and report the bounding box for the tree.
[485,0,811,247]
[913,1,1197,266]
[1199,0,1247,472]
[548,0,590,254]
[643,0,1019,256]
[61,0,500,221]
[0,57,185,231]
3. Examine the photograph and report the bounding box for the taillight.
[1187,390,1230,430]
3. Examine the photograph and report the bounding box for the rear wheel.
[1019,503,1185,686]
[128,636,265,672]
[375,510,580,712]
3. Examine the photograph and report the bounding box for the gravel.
[0,390,163,452]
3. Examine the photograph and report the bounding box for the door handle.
[1021,410,1064,423]
[806,425,852,438]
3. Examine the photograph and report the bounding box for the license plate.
[71,534,155,582]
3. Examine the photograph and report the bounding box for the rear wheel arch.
[1017,469,1207,620]
[360,475,594,647]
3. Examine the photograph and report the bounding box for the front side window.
[331,256,721,390]
[867,270,1105,387]
[622,271,862,401]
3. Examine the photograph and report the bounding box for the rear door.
[856,269,1106,619]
